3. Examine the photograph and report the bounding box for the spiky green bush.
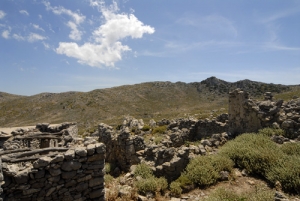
[175,173,193,188]
[135,176,168,195]
[266,155,300,194]
[203,185,274,201]
[152,125,167,134]
[170,181,182,197]
[220,133,300,194]
[134,163,153,179]
[184,155,234,187]
[141,125,151,132]
[258,127,285,137]
[280,142,300,157]
[219,133,282,176]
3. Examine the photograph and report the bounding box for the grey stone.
[75,147,87,157]
[61,171,77,179]
[89,177,104,187]
[61,161,82,171]
[49,168,61,176]
[33,156,52,168]
[64,149,75,161]
[90,188,105,199]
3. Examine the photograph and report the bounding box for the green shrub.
[219,133,300,194]
[184,155,234,187]
[134,163,153,179]
[209,154,234,173]
[280,142,300,157]
[170,181,182,197]
[152,125,167,134]
[141,125,151,132]
[105,163,112,174]
[203,187,246,201]
[266,155,300,194]
[258,127,285,137]
[156,177,168,193]
[203,185,274,201]
[135,176,168,194]
[104,174,114,186]
[154,135,163,145]
[175,173,193,188]
[219,133,283,176]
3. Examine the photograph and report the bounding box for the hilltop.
[0,77,298,134]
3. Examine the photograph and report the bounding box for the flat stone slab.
[0,124,60,134]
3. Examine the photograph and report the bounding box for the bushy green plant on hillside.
[219,133,300,194]
[135,176,168,195]
[203,185,274,201]
[219,133,282,176]
[175,173,193,189]
[134,163,168,195]
[141,124,151,131]
[184,154,234,187]
[152,125,167,134]
[266,155,300,194]
[169,181,182,197]
[134,163,153,179]
[280,142,300,156]
[258,127,285,137]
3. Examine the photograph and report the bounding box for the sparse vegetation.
[134,163,168,195]
[134,163,153,179]
[203,185,274,201]
[141,124,151,131]
[152,125,167,134]
[1,78,294,132]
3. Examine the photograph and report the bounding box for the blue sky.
[0,0,300,95]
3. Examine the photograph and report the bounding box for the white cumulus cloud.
[19,10,29,16]
[44,1,85,41]
[56,1,155,68]
[2,30,10,39]
[0,10,6,19]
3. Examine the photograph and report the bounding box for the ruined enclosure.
[97,89,300,181]
[0,88,300,200]
[0,123,105,201]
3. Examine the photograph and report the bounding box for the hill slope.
[0,77,297,134]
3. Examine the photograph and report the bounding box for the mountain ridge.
[0,77,298,134]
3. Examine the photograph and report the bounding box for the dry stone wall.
[228,88,300,137]
[0,123,106,201]
[97,89,300,182]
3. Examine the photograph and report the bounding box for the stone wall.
[98,116,228,181]
[228,88,300,137]
[228,89,262,135]
[0,123,106,201]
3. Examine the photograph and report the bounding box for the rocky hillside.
[0,77,298,134]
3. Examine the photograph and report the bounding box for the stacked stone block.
[1,143,106,201]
